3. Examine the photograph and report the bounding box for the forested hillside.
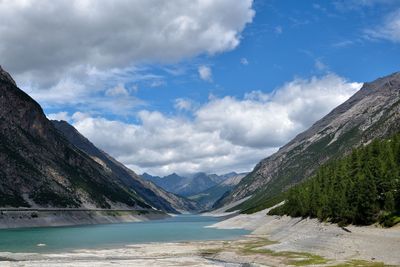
[217,72,400,214]
[269,133,400,226]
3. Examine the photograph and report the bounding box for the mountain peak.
[0,65,17,87]
[361,71,400,94]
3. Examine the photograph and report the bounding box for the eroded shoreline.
[0,209,168,229]
[1,210,399,266]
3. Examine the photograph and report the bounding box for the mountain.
[177,172,217,196]
[52,120,197,213]
[188,173,247,210]
[269,133,400,226]
[217,71,400,213]
[0,66,152,209]
[142,172,237,197]
[142,173,189,194]
[207,172,239,184]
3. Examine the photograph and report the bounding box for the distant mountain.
[216,71,400,213]
[142,173,189,194]
[188,173,247,210]
[0,66,148,209]
[142,172,237,197]
[207,172,238,184]
[53,120,197,213]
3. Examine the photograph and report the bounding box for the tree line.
[269,133,400,226]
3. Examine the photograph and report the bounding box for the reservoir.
[0,215,249,253]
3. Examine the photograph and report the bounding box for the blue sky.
[126,0,400,118]
[1,0,399,175]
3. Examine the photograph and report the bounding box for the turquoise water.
[0,215,249,253]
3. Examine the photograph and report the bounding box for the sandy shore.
[1,209,399,266]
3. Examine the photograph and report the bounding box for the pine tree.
[268,133,400,226]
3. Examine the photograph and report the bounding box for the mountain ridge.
[142,172,238,197]
[217,71,400,212]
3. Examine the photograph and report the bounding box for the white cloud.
[240,58,249,65]
[174,98,193,111]
[0,0,255,86]
[366,9,400,42]
[0,1,254,117]
[47,112,71,121]
[105,84,129,97]
[334,0,397,10]
[314,59,328,71]
[23,65,155,115]
[275,26,283,34]
[68,74,361,176]
[198,65,213,82]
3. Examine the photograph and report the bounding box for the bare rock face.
[0,65,16,86]
[217,72,400,210]
[0,67,153,209]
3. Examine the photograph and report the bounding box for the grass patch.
[241,238,277,253]
[240,238,327,266]
[380,213,400,228]
[330,259,394,267]
[279,251,328,266]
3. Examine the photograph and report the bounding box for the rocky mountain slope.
[52,120,197,213]
[0,65,191,213]
[188,173,247,210]
[142,173,188,194]
[217,71,400,212]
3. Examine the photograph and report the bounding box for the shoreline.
[0,210,399,266]
[209,208,400,266]
[0,209,168,229]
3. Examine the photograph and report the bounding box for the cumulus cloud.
[198,65,213,82]
[366,9,400,42]
[64,74,361,176]
[0,0,254,86]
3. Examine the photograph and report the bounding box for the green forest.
[269,133,400,226]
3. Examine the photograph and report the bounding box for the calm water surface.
[0,215,249,253]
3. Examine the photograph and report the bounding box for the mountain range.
[142,172,239,197]
[188,173,247,210]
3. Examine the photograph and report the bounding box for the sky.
[1,0,399,176]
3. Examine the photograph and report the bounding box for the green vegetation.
[330,259,393,267]
[0,191,30,207]
[227,127,363,214]
[239,238,327,266]
[237,192,287,214]
[269,133,400,226]
[30,186,80,207]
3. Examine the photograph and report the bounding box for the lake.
[0,215,249,253]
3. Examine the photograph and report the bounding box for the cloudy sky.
[1,0,399,176]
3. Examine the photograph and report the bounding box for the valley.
[1,67,400,266]
[1,1,400,265]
